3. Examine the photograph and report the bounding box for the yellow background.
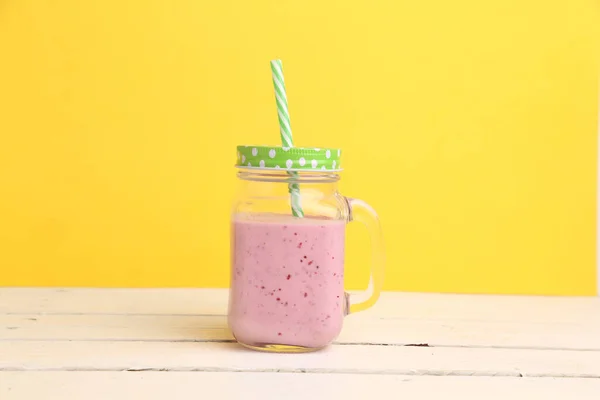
[0,1,598,295]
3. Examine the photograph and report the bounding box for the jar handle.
[344,197,385,314]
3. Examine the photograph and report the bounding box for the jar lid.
[236,145,342,171]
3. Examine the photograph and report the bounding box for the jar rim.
[237,169,340,183]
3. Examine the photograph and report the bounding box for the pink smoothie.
[228,213,346,350]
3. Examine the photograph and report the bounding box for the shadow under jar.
[228,145,385,353]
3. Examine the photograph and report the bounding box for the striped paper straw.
[270,59,304,218]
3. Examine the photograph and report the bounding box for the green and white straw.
[270,59,304,218]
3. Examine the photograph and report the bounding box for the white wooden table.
[0,289,599,399]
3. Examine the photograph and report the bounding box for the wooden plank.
[1,341,599,378]
[2,289,599,349]
[2,288,599,325]
[0,314,231,341]
[2,371,600,400]
[2,312,599,350]
[0,288,228,315]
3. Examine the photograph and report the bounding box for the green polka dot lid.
[236,145,342,172]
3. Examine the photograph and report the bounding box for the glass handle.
[344,197,385,314]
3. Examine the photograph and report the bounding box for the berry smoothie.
[228,213,346,350]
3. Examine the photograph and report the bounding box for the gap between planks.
[2,366,599,379]
[1,338,600,353]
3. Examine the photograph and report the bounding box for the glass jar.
[228,145,384,353]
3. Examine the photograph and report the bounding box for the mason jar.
[228,145,385,353]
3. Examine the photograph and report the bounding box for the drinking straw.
[270,59,304,217]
